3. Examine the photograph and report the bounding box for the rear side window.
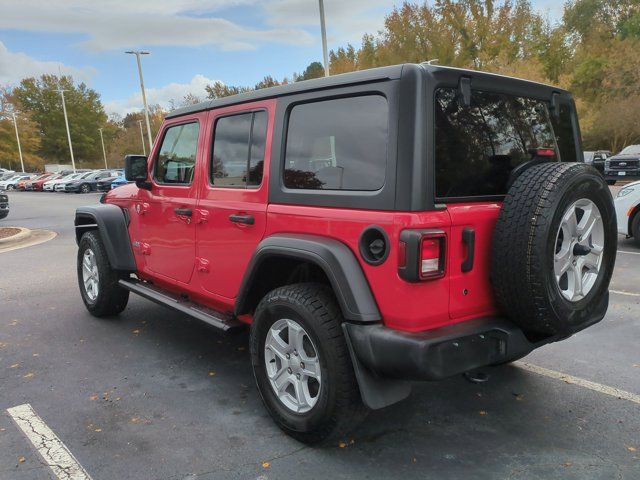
[435,88,561,199]
[211,110,267,188]
[284,95,388,191]
[155,122,199,185]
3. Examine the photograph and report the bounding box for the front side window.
[283,95,388,191]
[155,122,199,185]
[435,88,561,199]
[211,110,268,188]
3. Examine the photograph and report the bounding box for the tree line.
[1,0,640,171]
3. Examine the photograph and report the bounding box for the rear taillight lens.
[398,229,446,282]
[419,234,446,279]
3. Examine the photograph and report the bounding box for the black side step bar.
[119,279,243,332]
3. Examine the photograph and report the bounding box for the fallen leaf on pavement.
[9,364,19,369]
[628,446,637,452]
[479,410,487,416]
[262,462,270,468]
[89,395,98,401]
[18,456,25,463]
[23,372,34,379]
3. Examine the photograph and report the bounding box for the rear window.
[435,88,568,199]
[284,95,388,191]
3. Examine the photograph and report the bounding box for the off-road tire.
[77,231,129,317]
[250,283,366,444]
[632,210,640,248]
[492,162,616,337]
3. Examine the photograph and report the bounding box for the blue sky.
[0,0,562,117]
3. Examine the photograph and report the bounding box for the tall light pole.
[318,0,330,77]
[98,128,108,169]
[137,119,146,155]
[125,51,153,149]
[11,113,25,173]
[55,86,77,173]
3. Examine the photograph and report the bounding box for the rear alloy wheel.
[251,283,366,444]
[264,318,322,413]
[80,184,91,193]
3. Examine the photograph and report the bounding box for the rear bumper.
[344,312,603,382]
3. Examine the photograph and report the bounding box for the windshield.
[434,88,576,199]
[619,145,640,155]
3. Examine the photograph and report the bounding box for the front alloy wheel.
[81,248,99,302]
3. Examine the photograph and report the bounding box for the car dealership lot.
[1,191,638,480]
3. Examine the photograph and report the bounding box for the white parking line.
[617,249,640,256]
[610,289,640,297]
[6,404,93,480]
[514,362,640,405]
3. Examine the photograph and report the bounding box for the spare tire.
[491,162,616,337]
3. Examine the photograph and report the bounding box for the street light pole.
[11,113,25,173]
[137,120,146,155]
[125,51,153,149]
[56,87,77,173]
[98,128,108,169]
[318,0,330,77]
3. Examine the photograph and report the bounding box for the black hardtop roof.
[166,63,567,119]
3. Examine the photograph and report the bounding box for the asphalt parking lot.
[1,191,638,480]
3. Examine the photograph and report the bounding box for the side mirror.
[124,154,150,189]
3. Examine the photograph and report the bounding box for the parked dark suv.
[584,150,611,176]
[75,64,617,443]
[605,145,640,184]
[0,192,8,220]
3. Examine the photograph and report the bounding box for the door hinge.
[141,242,151,255]
[195,209,209,224]
[135,202,150,215]
[196,257,210,273]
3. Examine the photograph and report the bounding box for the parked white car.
[43,172,81,191]
[0,174,34,191]
[615,180,640,247]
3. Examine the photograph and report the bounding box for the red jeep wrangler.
[75,64,616,443]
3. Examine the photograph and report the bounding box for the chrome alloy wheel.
[82,248,99,302]
[264,318,321,413]
[554,198,605,302]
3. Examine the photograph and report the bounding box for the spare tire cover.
[491,162,617,337]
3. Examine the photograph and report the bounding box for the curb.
[0,227,31,246]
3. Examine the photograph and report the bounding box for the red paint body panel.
[195,100,275,299]
[447,203,501,320]
[105,98,504,334]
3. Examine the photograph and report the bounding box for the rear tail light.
[398,229,446,282]
[420,237,443,278]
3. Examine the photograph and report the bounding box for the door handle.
[461,227,475,273]
[229,214,254,225]
[174,207,192,217]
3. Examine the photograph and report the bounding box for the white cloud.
[0,1,314,52]
[0,42,95,86]
[264,0,392,45]
[104,74,216,116]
